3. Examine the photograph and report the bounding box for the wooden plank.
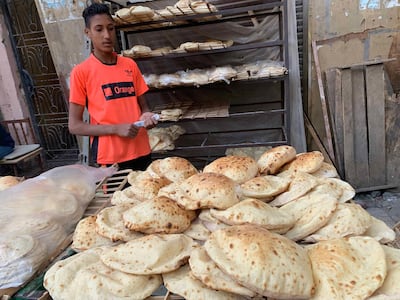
[304,112,335,166]
[366,64,386,186]
[325,68,344,178]
[341,69,357,186]
[351,67,370,188]
[312,40,335,163]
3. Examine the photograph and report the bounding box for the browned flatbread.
[257,145,296,175]
[203,155,258,184]
[204,225,315,298]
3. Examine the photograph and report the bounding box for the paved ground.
[354,190,400,228]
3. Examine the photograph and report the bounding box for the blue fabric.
[0,146,14,159]
[0,125,15,148]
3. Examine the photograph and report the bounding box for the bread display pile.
[143,60,288,88]
[0,165,117,290]
[44,147,399,299]
[148,124,185,151]
[113,0,218,27]
[122,40,233,58]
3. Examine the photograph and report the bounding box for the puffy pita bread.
[123,177,170,201]
[100,234,198,274]
[203,155,259,184]
[280,192,338,241]
[370,245,400,298]
[198,209,231,232]
[183,217,211,241]
[72,216,115,252]
[210,198,295,232]
[126,170,153,186]
[303,202,372,242]
[204,225,315,299]
[158,156,198,183]
[269,172,319,207]
[189,247,256,297]
[307,236,387,299]
[44,247,162,300]
[95,205,143,242]
[363,216,396,244]
[281,151,324,173]
[110,189,141,206]
[321,177,356,202]
[257,145,296,175]
[123,196,196,234]
[239,175,290,200]
[162,172,240,210]
[163,264,246,300]
[311,162,339,178]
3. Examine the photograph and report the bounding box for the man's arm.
[68,102,139,138]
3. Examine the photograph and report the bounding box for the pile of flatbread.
[143,60,287,88]
[148,124,185,152]
[44,147,400,300]
[113,1,218,27]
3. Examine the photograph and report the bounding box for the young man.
[68,3,157,170]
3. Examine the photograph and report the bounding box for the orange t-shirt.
[69,53,150,164]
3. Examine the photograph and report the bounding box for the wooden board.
[325,68,344,177]
[351,67,370,187]
[366,64,386,186]
[341,69,357,186]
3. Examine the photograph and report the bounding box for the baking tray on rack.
[1,168,131,300]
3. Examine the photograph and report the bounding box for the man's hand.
[140,112,158,129]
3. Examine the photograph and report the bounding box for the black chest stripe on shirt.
[102,82,136,100]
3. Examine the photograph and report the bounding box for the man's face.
[85,14,116,53]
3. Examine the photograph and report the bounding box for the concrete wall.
[308,0,400,188]
[33,0,91,97]
[0,11,30,121]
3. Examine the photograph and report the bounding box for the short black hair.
[82,3,113,28]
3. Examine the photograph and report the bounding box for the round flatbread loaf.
[96,205,143,242]
[110,189,141,206]
[123,177,170,201]
[198,209,231,232]
[307,236,387,299]
[269,172,319,207]
[311,161,339,178]
[321,177,355,202]
[239,175,290,199]
[71,216,115,252]
[303,202,372,242]
[189,247,256,297]
[370,245,400,298]
[183,218,211,241]
[163,172,240,210]
[210,198,295,232]
[158,156,198,183]
[163,264,246,300]
[123,196,196,234]
[257,145,296,174]
[204,225,315,299]
[280,191,338,241]
[44,247,162,300]
[362,216,396,244]
[203,155,258,184]
[281,151,324,173]
[100,234,198,275]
